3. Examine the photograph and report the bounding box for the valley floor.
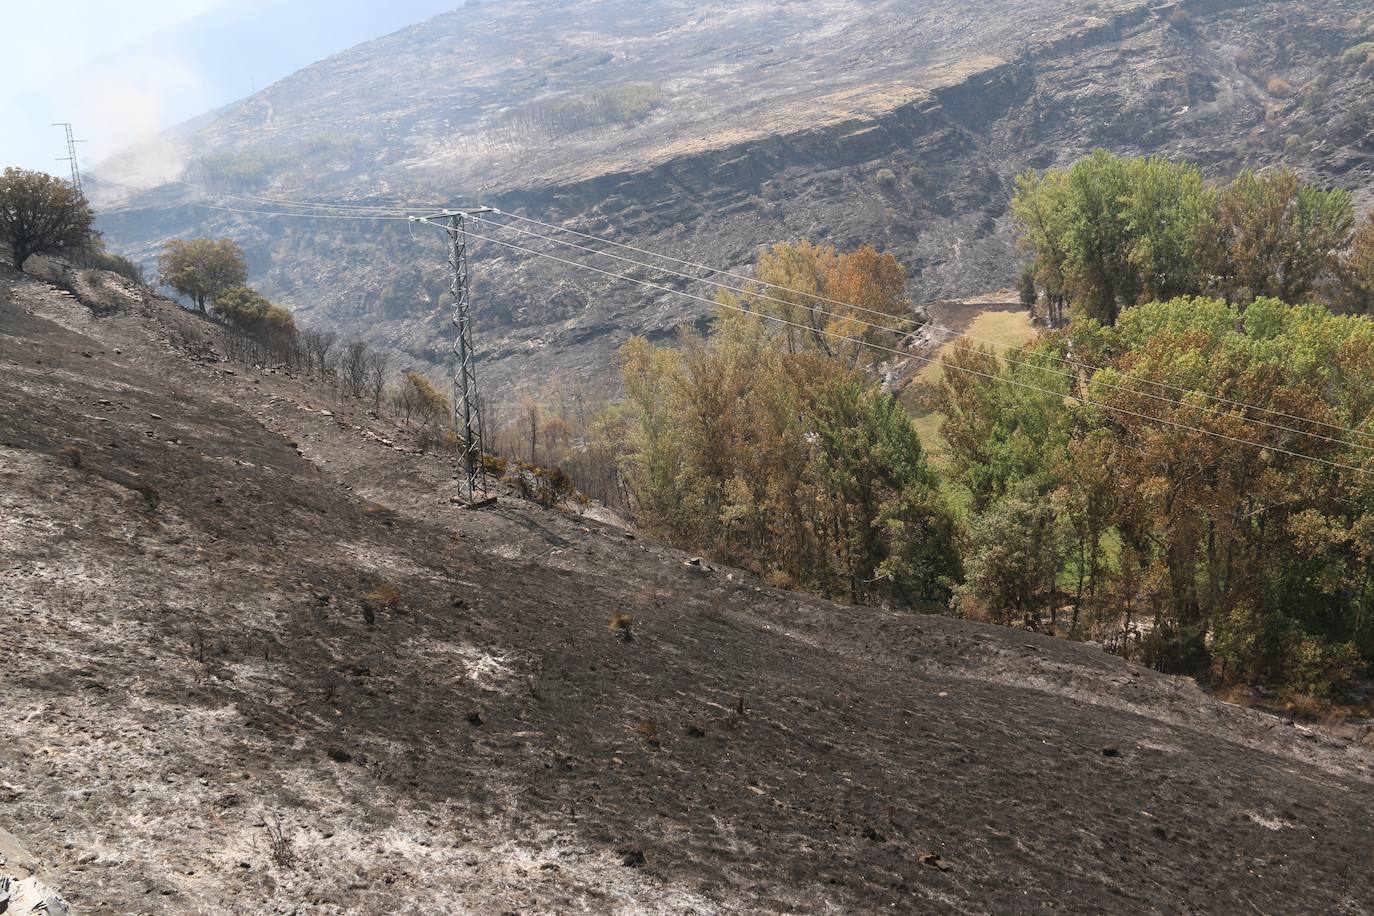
[2,267,1372,914]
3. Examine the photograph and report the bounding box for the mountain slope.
[94,0,1374,405]
[3,267,1374,912]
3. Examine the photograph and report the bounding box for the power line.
[438,224,1371,477]
[491,208,1374,446]
[190,182,1374,449]
[170,196,1374,472]
[201,204,407,221]
[463,213,1374,456]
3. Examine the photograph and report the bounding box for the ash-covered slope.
[96,0,1374,404]
[4,267,1374,912]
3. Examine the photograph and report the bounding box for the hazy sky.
[1,0,461,177]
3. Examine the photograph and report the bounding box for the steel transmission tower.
[52,123,85,196]
[414,208,494,502]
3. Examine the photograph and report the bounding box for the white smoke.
[78,53,205,196]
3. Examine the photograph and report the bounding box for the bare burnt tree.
[338,341,370,399]
[299,329,337,378]
[365,348,391,413]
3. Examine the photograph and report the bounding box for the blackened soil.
[2,268,1372,914]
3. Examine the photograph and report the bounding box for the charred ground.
[2,269,1373,913]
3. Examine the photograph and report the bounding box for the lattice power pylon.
[414,208,494,502]
[52,123,85,197]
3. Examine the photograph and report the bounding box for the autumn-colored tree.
[721,241,911,367]
[1200,168,1354,305]
[937,294,1374,692]
[620,304,957,606]
[157,238,248,311]
[0,167,94,270]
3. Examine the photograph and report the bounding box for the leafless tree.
[365,348,391,413]
[338,341,369,399]
[299,329,337,378]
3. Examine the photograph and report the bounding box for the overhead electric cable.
[168,196,1374,463]
[459,213,1374,456]
[489,209,1374,446]
[407,218,1371,477]
[91,175,1374,445]
[160,182,1374,447]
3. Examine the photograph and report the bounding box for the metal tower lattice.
[52,123,84,197]
[417,208,490,502]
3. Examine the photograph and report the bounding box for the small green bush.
[1288,639,1362,699]
[1340,42,1374,68]
[85,249,145,284]
[597,84,665,122]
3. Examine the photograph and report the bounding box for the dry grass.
[58,444,82,468]
[365,581,401,609]
[908,308,1037,462]
[261,812,297,870]
[914,309,1037,386]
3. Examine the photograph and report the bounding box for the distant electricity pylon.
[412,208,494,502]
[52,123,86,197]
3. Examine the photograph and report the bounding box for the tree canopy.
[936,296,1374,692]
[0,167,94,270]
[213,285,294,334]
[1013,152,1357,323]
[157,238,248,311]
[619,299,958,606]
[719,240,911,367]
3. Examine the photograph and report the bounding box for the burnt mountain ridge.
[95,0,1374,406]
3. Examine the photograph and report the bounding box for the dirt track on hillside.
[2,269,1373,914]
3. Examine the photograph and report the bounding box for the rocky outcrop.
[1,827,72,915]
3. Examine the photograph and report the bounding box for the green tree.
[619,284,957,606]
[0,167,94,270]
[929,339,1070,512]
[938,293,1374,691]
[804,371,959,604]
[1013,154,1358,321]
[1011,167,1072,326]
[956,491,1062,628]
[157,238,248,312]
[1017,264,1038,314]
[1013,152,1210,325]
